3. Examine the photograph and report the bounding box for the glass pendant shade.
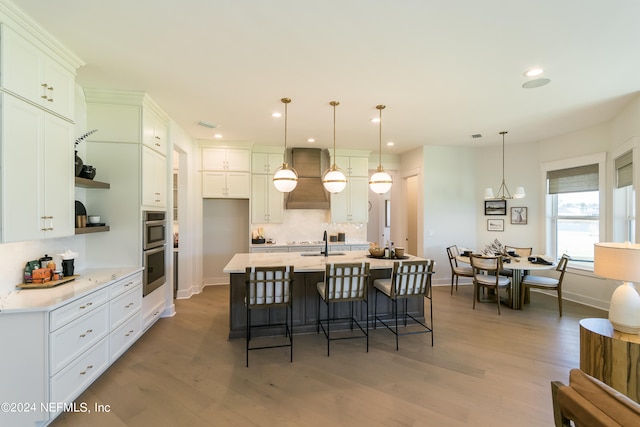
[273,97,298,193]
[369,104,392,194]
[369,168,393,194]
[273,163,298,192]
[322,166,347,194]
[323,101,347,194]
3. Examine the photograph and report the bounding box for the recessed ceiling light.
[386,141,394,147]
[214,134,223,139]
[272,112,282,118]
[524,68,544,77]
[197,120,218,129]
[307,138,315,143]
[522,78,551,89]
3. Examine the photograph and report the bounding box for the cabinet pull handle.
[79,328,93,338]
[125,302,133,308]
[125,329,134,337]
[79,302,93,309]
[41,83,48,88]
[125,281,133,287]
[79,365,94,375]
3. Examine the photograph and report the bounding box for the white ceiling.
[10,0,640,153]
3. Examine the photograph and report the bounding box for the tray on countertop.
[17,275,79,289]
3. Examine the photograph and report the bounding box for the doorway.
[405,175,418,256]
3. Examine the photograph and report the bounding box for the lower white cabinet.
[0,269,149,426]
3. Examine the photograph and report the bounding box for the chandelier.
[484,131,525,200]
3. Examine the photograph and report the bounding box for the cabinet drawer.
[50,287,109,331]
[110,284,142,329]
[110,311,142,362]
[50,338,109,405]
[110,272,143,298]
[50,304,109,375]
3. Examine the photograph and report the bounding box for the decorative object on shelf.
[594,242,640,334]
[369,104,393,194]
[510,207,527,224]
[252,227,266,244]
[484,131,525,200]
[322,101,347,194]
[74,129,98,177]
[79,164,96,180]
[273,98,298,193]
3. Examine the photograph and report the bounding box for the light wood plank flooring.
[51,284,606,426]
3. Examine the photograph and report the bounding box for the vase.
[75,151,83,177]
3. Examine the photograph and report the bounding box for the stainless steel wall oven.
[143,211,166,296]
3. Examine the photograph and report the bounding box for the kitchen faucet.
[323,230,328,257]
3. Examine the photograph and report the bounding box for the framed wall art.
[511,207,527,224]
[484,200,507,215]
[487,219,504,231]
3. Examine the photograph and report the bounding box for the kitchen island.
[223,250,428,339]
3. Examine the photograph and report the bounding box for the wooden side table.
[580,318,640,403]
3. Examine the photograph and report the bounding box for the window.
[543,154,605,269]
[613,150,635,243]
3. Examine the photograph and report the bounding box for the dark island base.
[228,269,425,339]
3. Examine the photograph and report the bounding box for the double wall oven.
[143,211,167,296]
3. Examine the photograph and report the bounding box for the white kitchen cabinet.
[0,269,146,426]
[203,147,251,172]
[331,176,369,223]
[142,145,168,208]
[335,155,368,177]
[143,108,168,155]
[252,151,283,174]
[203,171,250,199]
[1,25,76,119]
[251,173,283,223]
[250,246,289,253]
[1,94,74,242]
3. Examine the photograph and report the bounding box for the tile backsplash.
[252,209,367,244]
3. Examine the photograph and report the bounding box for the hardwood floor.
[51,284,606,426]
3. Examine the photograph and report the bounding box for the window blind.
[547,164,599,194]
[615,150,633,188]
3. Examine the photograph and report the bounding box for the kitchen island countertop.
[224,250,424,273]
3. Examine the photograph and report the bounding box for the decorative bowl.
[369,247,385,257]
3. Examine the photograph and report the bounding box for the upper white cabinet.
[251,174,283,223]
[142,108,167,155]
[1,25,76,119]
[203,147,251,172]
[252,151,283,174]
[330,176,369,223]
[142,146,167,207]
[1,94,74,242]
[330,152,369,223]
[202,146,251,199]
[335,155,368,177]
[85,89,169,211]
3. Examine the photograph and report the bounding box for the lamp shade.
[322,168,347,194]
[594,242,640,334]
[273,165,298,193]
[369,170,392,194]
[484,188,495,199]
[513,186,526,198]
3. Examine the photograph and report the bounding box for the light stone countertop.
[0,267,143,313]
[223,250,426,274]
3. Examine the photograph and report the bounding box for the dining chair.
[446,245,474,295]
[317,262,370,356]
[470,254,511,314]
[501,246,533,277]
[520,254,570,316]
[245,265,294,367]
[373,259,435,350]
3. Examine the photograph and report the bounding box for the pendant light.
[484,131,525,199]
[322,101,347,194]
[273,97,298,193]
[369,104,393,194]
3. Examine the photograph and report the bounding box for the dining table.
[457,253,556,310]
